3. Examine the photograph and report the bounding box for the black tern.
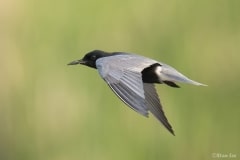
[68,50,206,135]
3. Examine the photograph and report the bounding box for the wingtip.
[161,121,175,136]
[168,127,175,136]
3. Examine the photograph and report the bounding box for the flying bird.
[68,50,206,135]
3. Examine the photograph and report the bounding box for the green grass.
[0,0,240,159]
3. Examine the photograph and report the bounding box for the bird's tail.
[160,64,207,86]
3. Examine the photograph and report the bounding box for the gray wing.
[96,54,175,134]
[104,70,149,116]
[96,54,156,117]
[143,83,174,135]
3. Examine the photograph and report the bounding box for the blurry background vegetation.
[0,0,240,159]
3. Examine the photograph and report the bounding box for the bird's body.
[68,50,206,135]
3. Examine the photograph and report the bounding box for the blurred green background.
[1,0,240,159]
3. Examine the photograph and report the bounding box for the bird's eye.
[91,55,96,60]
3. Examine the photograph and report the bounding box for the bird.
[68,50,206,135]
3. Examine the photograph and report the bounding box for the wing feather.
[143,83,175,135]
[105,73,149,116]
[96,54,174,134]
[96,55,155,117]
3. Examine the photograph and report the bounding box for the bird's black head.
[68,50,110,68]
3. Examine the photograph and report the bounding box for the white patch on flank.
[155,66,162,74]
[155,65,163,81]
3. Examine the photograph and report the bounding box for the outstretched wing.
[143,83,174,135]
[96,54,174,135]
[96,54,155,117]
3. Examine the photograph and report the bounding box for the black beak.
[67,59,85,65]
